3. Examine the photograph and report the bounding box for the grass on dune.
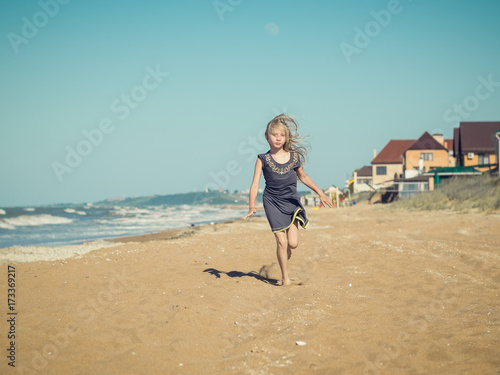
[389,173,500,212]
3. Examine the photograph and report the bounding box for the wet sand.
[1,205,499,374]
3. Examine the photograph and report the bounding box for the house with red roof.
[454,122,500,172]
[371,139,415,186]
[370,133,455,187]
[351,124,500,198]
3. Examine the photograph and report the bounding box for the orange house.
[403,132,451,175]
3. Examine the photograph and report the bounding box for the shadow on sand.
[203,267,279,286]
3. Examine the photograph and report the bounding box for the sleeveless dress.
[258,151,309,233]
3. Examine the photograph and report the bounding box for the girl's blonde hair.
[265,114,310,165]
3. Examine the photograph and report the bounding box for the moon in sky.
[265,23,280,36]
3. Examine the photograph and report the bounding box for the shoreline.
[0,203,260,250]
[104,205,265,244]
[0,206,265,264]
[105,217,242,244]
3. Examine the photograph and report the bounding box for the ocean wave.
[0,221,15,230]
[0,209,6,215]
[90,205,246,235]
[0,214,73,229]
[110,207,155,216]
[23,208,35,212]
[64,208,87,215]
[0,204,248,248]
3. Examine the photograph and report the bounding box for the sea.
[0,203,249,249]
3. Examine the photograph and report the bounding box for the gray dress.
[258,151,309,233]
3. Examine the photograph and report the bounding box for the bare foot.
[281,278,304,286]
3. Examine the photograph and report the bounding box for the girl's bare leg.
[274,231,291,285]
[286,221,299,259]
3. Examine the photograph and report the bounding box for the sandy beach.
[1,205,499,374]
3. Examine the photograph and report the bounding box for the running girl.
[243,114,333,286]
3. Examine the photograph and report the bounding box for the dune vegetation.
[390,173,500,212]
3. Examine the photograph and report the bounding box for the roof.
[371,140,415,164]
[443,139,453,152]
[355,166,373,177]
[453,128,460,157]
[407,132,447,151]
[423,166,481,176]
[458,122,500,153]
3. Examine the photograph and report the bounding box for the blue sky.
[1,0,500,207]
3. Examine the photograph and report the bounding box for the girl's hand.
[319,193,334,208]
[242,207,257,220]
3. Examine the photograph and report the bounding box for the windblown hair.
[265,114,310,165]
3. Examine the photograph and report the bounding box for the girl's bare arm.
[296,167,334,208]
[242,158,263,220]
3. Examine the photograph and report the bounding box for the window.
[376,166,387,175]
[399,182,429,199]
[478,154,490,165]
[420,152,433,161]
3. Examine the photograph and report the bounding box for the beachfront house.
[354,127,497,202]
[403,132,453,178]
[371,140,415,187]
[453,121,500,172]
[365,133,454,201]
[349,165,373,193]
